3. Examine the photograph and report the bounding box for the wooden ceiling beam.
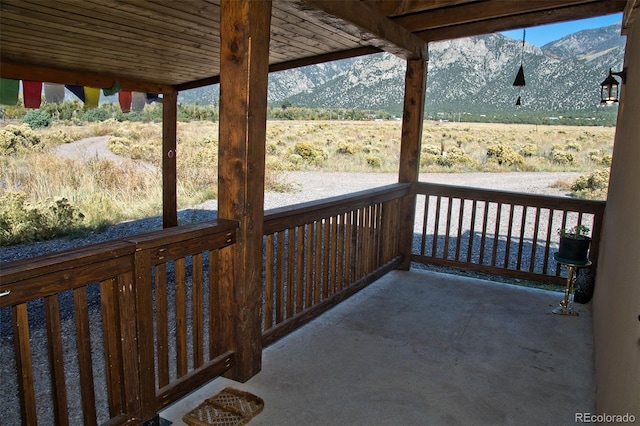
[0,61,175,94]
[622,0,639,34]
[365,0,480,17]
[395,0,601,31]
[415,0,627,42]
[175,46,381,92]
[300,0,429,59]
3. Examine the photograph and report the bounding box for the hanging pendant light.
[513,65,525,87]
[512,29,526,106]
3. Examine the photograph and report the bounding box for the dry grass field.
[1,119,614,244]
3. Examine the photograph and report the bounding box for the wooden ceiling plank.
[270,14,358,52]
[416,0,626,42]
[0,13,220,62]
[50,0,219,46]
[301,0,428,59]
[0,20,219,71]
[6,2,221,58]
[117,0,221,29]
[271,4,365,54]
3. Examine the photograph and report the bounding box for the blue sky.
[501,13,623,46]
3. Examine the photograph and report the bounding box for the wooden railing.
[0,220,238,426]
[412,182,606,284]
[0,181,609,424]
[261,184,410,345]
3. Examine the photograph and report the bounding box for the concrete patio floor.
[161,269,594,426]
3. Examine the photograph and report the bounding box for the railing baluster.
[209,250,222,358]
[287,228,295,318]
[490,203,502,267]
[305,224,314,309]
[432,196,442,257]
[348,211,357,283]
[296,225,305,314]
[192,253,204,367]
[420,195,429,256]
[45,294,70,425]
[174,258,187,378]
[74,286,98,426]
[314,220,322,304]
[542,209,554,275]
[516,206,528,271]
[467,200,477,263]
[529,207,541,273]
[455,198,465,261]
[276,232,285,322]
[504,204,515,268]
[265,234,275,330]
[443,197,453,260]
[478,201,490,264]
[13,303,37,425]
[323,218,331,299]
[155,264,169,386]
[100,278,124,416]
[337,214,345,292]
[330,216,338,295]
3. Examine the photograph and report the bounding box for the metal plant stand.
[552,253,592,316]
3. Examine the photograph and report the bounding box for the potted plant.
[558,224,591,262]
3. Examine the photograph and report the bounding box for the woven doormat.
[182,387,264,426]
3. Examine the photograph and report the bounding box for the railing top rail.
[415,181,606,214]
[0,240,135,285]
[123,219,237,248]
[0,219,239,289]
[264,183,411,234]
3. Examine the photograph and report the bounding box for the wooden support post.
[162,91,178,228]
[398,59,427,270]
[218,0,272,382]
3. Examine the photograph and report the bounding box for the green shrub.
[336,141,358,155]
[42,129,74,145]
[0,191,85,245]
[107,136,133,155]
[570,168,610,199]
[588,150,612,166]
[437,147,468,167]
[550,148,575,164]
[519,143,538,157]
[82,108,110,122]
[293,142,327,165]
[486,144,524,166]
[566,142,581,151]
[22,109,52,128]
[0,124,42,155]
[365,155,382,168]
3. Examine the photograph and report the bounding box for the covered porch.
[1,1,639,425]
[161,269,594,425]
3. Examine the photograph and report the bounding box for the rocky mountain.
[179,23,625,115]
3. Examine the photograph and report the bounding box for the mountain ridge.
[179,23,625,116]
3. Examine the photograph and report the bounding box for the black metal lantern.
[600,68,627,105]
